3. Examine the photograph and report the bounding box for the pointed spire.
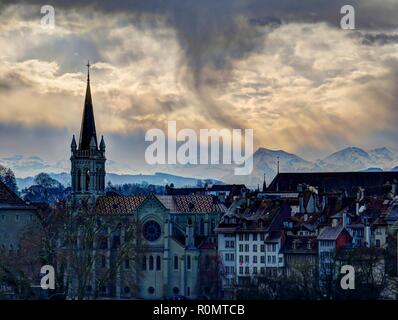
[71,134,77,150]
[262,173,267,192]
[100,135,105,151]
[78,61,97,150]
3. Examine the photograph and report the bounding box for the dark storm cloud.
[5,0,398,79]
[0,71,34,92]
[362,33,398,46]
[3,1,397,126]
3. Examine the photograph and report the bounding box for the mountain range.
[4,146,398,189]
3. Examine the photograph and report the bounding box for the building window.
[260,245,265,252]
[148,287,155,295]
[376,239,381,248]
[253,267,257,274]
[267,256,271,263]
[261,256,265,263]
[245,244,249,252]
[253,234,257,241]
[245,256,249,263]
[245,267,249,274]
[239,244,243,252]
[15,215,19,221]
[200,219,204,234]
[253,244,257,252]
[239,267,243,274]
[156,256,161,270]
[260,234,265,241]
[174,256,179,270]
[245,234,249,241]
[112,236,120,249]
[272,256,276,264]
[239,234,243,241]
[142,256,147,270]
[187,255,191,270]
[239,255,243,263]
[149,256,154,270]
[253,256,257,263]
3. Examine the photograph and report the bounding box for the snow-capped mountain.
[316,147,398,172]
[4,146,398,189]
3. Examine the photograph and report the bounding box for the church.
[67,64,226,299]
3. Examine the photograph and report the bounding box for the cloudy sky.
[1,0,398,176]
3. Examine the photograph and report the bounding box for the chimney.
[342,211,348,228]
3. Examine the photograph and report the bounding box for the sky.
[1,0,398,177]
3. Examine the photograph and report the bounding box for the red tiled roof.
[95,195,146,214]
[95,194,226,215]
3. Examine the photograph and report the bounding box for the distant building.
[0,180,37,253]
[268,172,398,196]
[282,235,318,280]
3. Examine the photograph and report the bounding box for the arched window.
[173,255,179,270]
[156,256,161,271]
[149,256,154,270]
[187,255,191,270]
[77,170,81,191]
[86,170,90,191]
[200,218,204,235]
[98,168,103,191]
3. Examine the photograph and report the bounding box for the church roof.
[78,63,97,150]
[95,194,226,215]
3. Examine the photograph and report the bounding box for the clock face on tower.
[143,220,161,242]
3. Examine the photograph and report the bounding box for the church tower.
[70,62,106,198]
